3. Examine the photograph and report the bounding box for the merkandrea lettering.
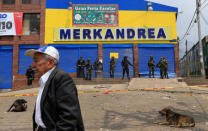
[105,29,114,39]
[93,29,102,39]
[116,29,125,39]
[127,29,135,39]
[83,29,91,39]
[157,28,167,39]
[60,29,71,40]
[59,28,167,41]
[73,29,80,39]
[138,28,146,39]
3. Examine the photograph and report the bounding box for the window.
[3,0,15,4]
[23,14,40,35]
[22,0,40,5]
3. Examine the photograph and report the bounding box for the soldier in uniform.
[94,58,102,79]
[109,56,116,78]
[163,57,169,79]
[85,58,93,80]
[148,56,155,78]
[156,57,165,79]
[121,56,133,80]
[77,56,85,79]
[25,66,35,86]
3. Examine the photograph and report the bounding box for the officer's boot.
[122,74,124,80]
[122,71,125,80]
[85,73,88,80]
[89,73,92,80]
[149,70,151,78]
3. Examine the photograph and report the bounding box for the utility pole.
[186,40,189,77]
[196,0,206,78]
[186,40,188,55]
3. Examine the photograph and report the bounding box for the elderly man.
[25,46,84,131]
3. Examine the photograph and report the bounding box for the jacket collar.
[40,67,59,107]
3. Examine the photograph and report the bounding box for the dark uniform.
[148,56,155,78]
[156,57,165,79]
[121,56,133,80]
[163,58,169,79]
[156,57,164,79]
[77,57,85,79]
[94,58,102,79]
[25,66,35,86]
[109,57,116,78]
[85,58,93,80]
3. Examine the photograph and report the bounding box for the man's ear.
[48,59,55,67]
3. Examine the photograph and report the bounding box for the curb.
[0,85,208,98]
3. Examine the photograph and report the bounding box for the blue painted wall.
[46,0,178,12]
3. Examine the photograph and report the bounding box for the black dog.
[7,99,27,112]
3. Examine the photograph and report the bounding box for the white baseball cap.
[25,46,59,61]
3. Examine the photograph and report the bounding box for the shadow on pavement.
[101,109,207,131]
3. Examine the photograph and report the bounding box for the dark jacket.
[33,68,85,131]
[77,60,85,70]
[93,61,102,71]
[156,60,166,69]
[148,59,155,68]
[25,68,35,80]
[109,59,116,69]
[85,62,93,71]
[121,59,133,69]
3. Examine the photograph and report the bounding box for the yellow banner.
[110,53,119,59]
[54,27,172,42]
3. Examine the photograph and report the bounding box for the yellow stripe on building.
[45,9,177,44]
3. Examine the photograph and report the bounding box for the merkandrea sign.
[0,12,23,36]
[54,27,172,42]
[73,4,118,26]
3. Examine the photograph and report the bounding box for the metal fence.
[179,61,202,77]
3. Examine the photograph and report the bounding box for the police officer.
[25,66,35,86]
[94,58,102,79]
[85,58,93,80]
[148,56,155,78]
[121,56,133,80]
[163,57,169,79]
[156,57,165,79]
[77,56,85,79]
[109,56,116,78]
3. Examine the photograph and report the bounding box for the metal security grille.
[103,44,134,78]
[138,44,177,78]
[0,46,13,89]
[18,45,39,74]
[50,45,98,75]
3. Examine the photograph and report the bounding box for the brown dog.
[159,107,170,116]
[154,107,195,127]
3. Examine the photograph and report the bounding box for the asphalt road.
[0,83,208,131]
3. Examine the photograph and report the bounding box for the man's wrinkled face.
[31,53,54,76]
